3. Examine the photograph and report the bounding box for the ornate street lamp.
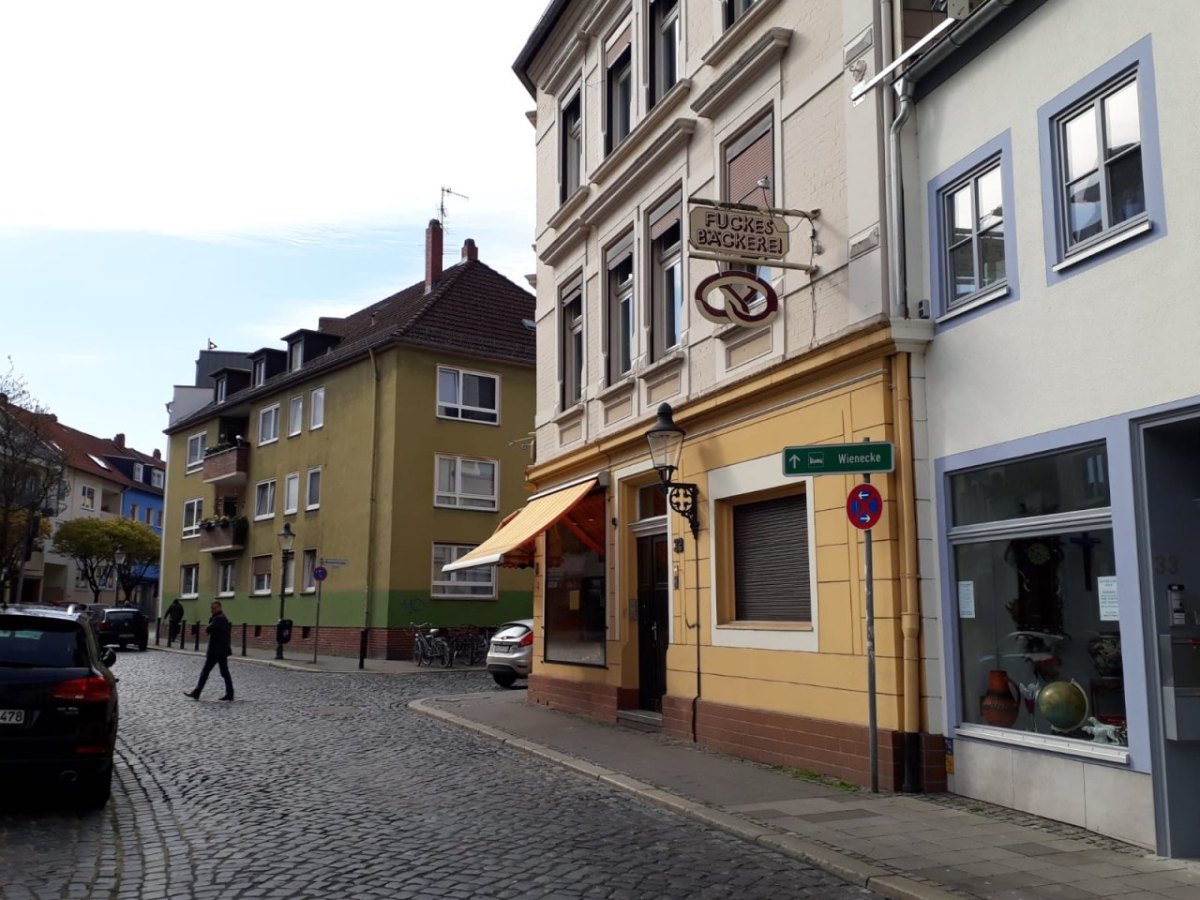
[113,548,127,606]
[275,523,295,660]
[644,403,700,538]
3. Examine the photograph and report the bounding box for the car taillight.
[53,676,113,703]
[99,621,112,630]
[518,631,534,647]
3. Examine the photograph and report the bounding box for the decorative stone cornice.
[692,27,792,119]
[581,117,697,229]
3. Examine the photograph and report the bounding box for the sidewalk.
[412,691,1200,900]
[149,640,473,675]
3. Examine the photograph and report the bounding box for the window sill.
[716,621,813,632]
[547,185,590,232]
[185,466,202,475]
[956,723,1130,764]
[936,282,1010,324]
[251,591,272,598]
[253,514,274,522]
[182,533,199,540]
[217,592,234,599]
[596,377,636,402]
[1053,215,1152,273]
[258,438,279,447]
[701,0,783,68]
[715,319,770,344]
[431,595,498,602]
[305,504,320,512]
[310,423,324,431]
[302,589,317,595]
[639,349,686,381]
[435,413,500,427]
[181,594,199,600]
[591,78,692,185]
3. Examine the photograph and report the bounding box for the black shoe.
[184,691,200,699]
[218,695,234,702]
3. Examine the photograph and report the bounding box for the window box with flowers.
[199,515,249,553]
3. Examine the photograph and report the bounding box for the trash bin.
[276,619,294,645]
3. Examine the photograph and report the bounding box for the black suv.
[0,604,120,808]
[97,608,149,651]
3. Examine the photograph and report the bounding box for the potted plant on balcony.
[231,515,249,546]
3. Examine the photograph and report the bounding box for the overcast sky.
[0,0,547,456]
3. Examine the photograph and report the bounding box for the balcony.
[198,517,248,554]
[202,443,249,486]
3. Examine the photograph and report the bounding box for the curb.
[409,698,966,900]
[148,645,483,676]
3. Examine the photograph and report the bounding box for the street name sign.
[321,558,349,568]
[783,442,894,476]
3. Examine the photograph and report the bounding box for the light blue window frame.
[927,130,1019,327]
[1038,35,1165,284]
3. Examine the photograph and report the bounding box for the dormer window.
[133,463,144,483]
[289,342,303,372]
[216,377,227,403]
[253,359,266,386]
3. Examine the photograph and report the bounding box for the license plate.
[0,709,25,725]
[119,633,135,639]
[491,644,510,654]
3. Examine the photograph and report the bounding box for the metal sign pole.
[313,578,323,665]
[864,467,878,794]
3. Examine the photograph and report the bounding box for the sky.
[0,0,548,457]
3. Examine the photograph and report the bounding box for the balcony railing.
[202,444,249,485]
[198,517,248,554]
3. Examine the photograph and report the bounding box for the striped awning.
[441,478,599,573]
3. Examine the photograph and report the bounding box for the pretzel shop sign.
[693,270,779,328]
[688,208,790,259]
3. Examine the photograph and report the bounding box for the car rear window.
[0,618,89,668]
[105,611,139,622]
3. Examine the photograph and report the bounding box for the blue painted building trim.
[1037,34,1166,284]
[926,129,1020,329]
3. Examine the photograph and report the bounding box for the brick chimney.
[153,449,162,461]
[425,219,443,293]
[114,433,125,449]
[461,238,478,262]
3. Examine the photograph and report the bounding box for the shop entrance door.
[636,533,669,712]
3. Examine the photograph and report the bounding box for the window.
[560,91,582,204]
[310,387,325,429]
[217,560,236,597]
[437,367,499,424]
[544,491,607,664]
[730,493,812,622]
[435,455,498,510]
[258,404,280,445]
[605,234,635,385]
[929,132,1018,320]
[252,358,266,387]
[289,396,303,437]
[216,378,227,403]
[133,463,144,482]
[284,473,300,515]
[306,468,322,510]
[649,194,683,360]
[724,0,757,28]
[129,503,139,521]
[144,507,152,524]
[254,480,276,520]
[251,555,272,595]
[725,114,773,207]
[949,444,1122,744]
[648,0,679,109]
[431,544,495,598]
[301,549,317,593]
[1039,37,1163,278]
[154,509,163,528]
[183,498,202,537]
[560,276,584,408]
[80,485,95,511]
[605,28,633,154]
[180,565,199,598]
[151,469,164,488]
[186,432,207,472]
[289,341,303,372]
[283,553,295,595]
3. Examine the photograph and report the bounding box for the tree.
[0,361,68,604]
[109,518,161,606]
[51,518,117,604]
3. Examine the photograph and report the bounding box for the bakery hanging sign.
[686,198,819,328]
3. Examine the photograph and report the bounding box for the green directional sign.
[783,442,894,476]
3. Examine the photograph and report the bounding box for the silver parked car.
[486,619,533,688]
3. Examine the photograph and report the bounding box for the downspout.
[363,348,381,642]
[887,75,914,318]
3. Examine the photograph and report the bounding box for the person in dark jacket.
[165,598,185,647]
[184,600,234,701]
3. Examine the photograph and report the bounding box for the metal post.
[863,453,878,794]
[358,629,368,670]
[276,549,292,660]
[155,617,161,646]
[313,580,323,665]
[193,621,200,652]
[241,622,247,657]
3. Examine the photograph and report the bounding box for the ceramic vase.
[980,669,1020,728]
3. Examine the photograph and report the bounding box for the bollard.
[155,616,161,646]
[241,622,247,657]
[358,629,368,670]
[194,621,200,651]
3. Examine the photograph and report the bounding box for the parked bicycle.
[410,623,452,668]
[449,626,494,667]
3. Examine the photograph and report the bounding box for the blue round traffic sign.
[847,484,883,530]
[312,566,328,582]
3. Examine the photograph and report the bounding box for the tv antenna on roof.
[439,186,469,226]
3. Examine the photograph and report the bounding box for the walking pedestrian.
[184,600,234,701]
[165,598,184,647]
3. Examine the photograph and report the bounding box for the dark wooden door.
[636,533,670,712]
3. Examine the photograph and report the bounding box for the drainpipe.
[887,76,914,318]
[894,353,924,792]
[363,348,381,653]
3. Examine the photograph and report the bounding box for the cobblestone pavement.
[0,652,876,900]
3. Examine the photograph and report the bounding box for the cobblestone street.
[0,652,875,900]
